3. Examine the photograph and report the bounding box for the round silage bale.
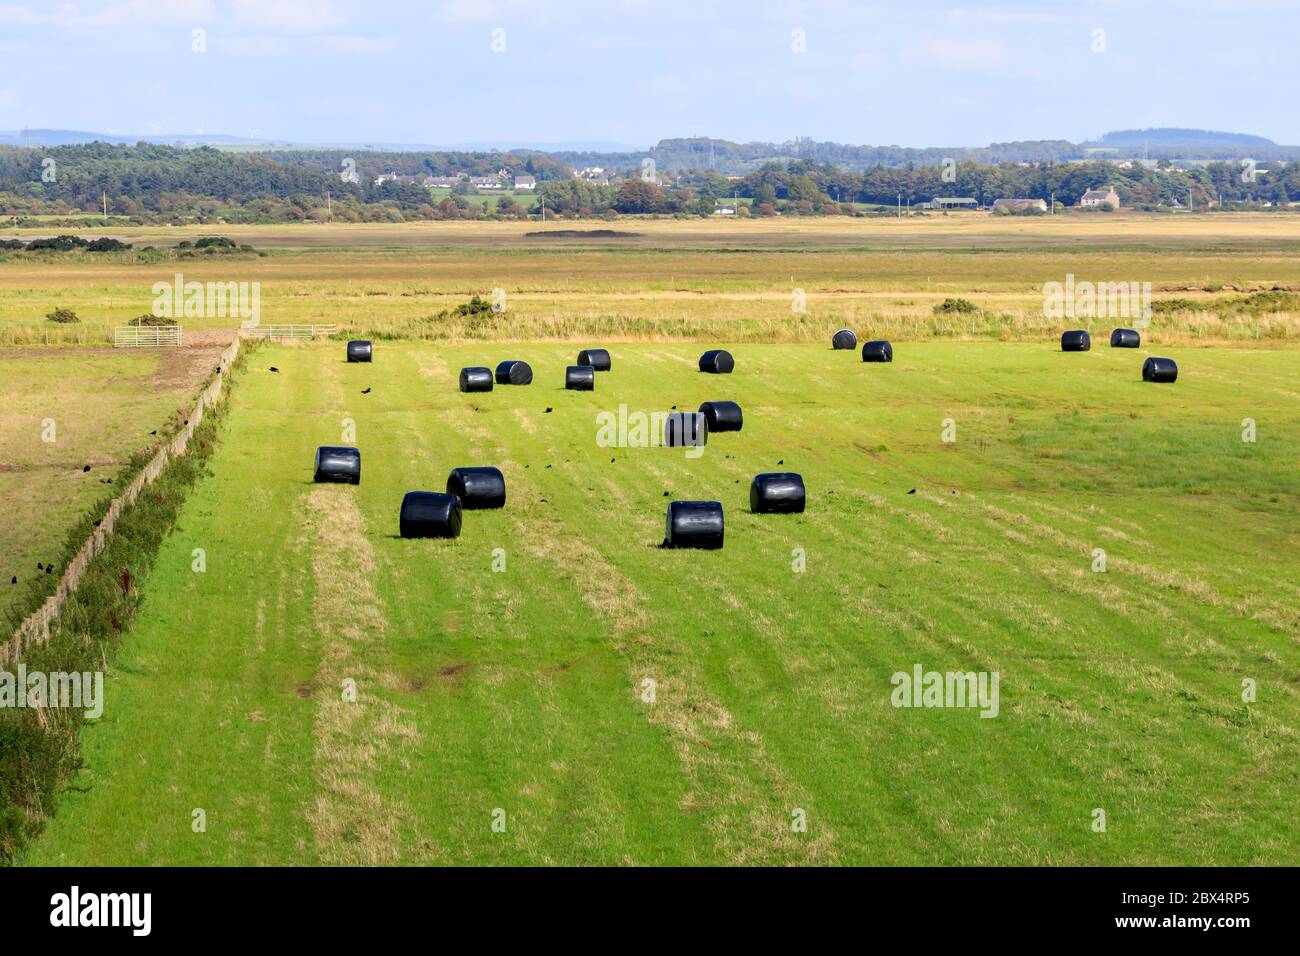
[495,360,533,385]
[861,340,893,362]
[832,329,858,350]
[1060,330,1091,352]
[663,500,724,549]
[1110,328,1141,348]
[1142,356,1178,383]
[565,366,596,390]
[459,367,494,392]
[399,491,462,539]
[446,466,506,509]
[313,446,361,484]
[663,411,708,448]
[749,472,805,514]
[346,340,372,362]
[698,349,735,374]
[577,348,612,371]
[698,400,743,432]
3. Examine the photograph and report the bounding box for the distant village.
[369,154,1289,217]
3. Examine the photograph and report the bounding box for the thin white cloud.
[904,35,1008,69]
[231,0,347,33]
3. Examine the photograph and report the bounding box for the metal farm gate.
[114,325,183,348]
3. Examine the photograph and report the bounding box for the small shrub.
[127,313,178,327]
[452,295,495,318]
[45,307,80,324]
[86,237,131,252]
[933,298,978,315]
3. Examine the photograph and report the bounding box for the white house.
[1080,187,1120,209]
[513,175,536,191]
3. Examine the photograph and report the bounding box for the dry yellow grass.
[3,214,1300,347]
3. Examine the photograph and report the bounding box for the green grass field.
[23,339,1299,865]
[0,346,223,625]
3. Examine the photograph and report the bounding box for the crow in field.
[150,430,157,435]
[544,407,553,413]
[663,490,670,496]
[907,488,916,495]
[777,459,783,465]
[36,563,43,571]
[610,458,615,463]
[269,366,279,372]
[9,577,15,585]
[82,464,91,472]
[362,387,371,394]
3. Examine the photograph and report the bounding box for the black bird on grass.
[10,576,15,585]
[362,387,371,394]
[544,407,553,413]
[269,366,279,372]
[82,464,91,472]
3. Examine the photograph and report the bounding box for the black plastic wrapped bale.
[663,412,708,448]
[446,466,506,509]
[832,328,857,350]
[399,491,462,539]
[664,500,724,549]
[459,366,494,392]
[698,349,735,374]
[346,340,372,363]
[565,365,596,391]
[698,400,743,433]
[1060,330,1091,352]
[495,360,533,385]
[861,340,893,362]
[750,472,806,514]
[1110,328,1141,348]
[313,446,360,485]
[1142,356,1178,383]
[577,348,611,371]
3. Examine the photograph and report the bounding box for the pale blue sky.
[0,0,1294,147]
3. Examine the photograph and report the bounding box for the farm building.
[1080,187,1121,209]
[992,198,1048,213]
[920,197,980,210]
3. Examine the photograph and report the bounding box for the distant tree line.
[0,142,1296,224]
